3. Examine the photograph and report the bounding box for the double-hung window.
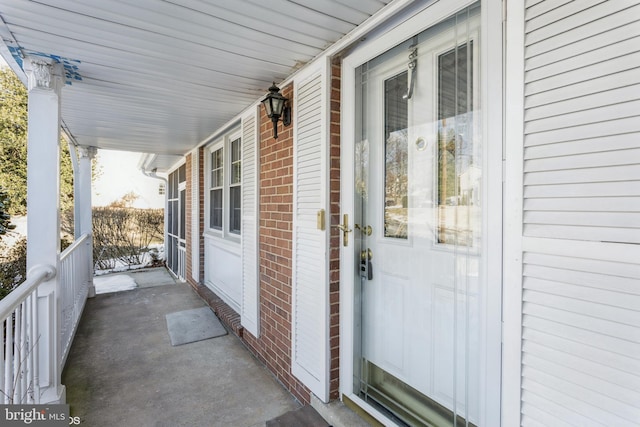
[210,148,224,230]
[207,130,242,237]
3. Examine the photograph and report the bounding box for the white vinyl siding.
[241,109,259,337]
[292,65,329,401]
[520,1,640,425]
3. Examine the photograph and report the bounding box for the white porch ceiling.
[0,0,391,157]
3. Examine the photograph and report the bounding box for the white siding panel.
[524,100,640,135]
[523,340,640,392]
[524,209,640,227]
[241,109,260,337]
[525,0,573,21]
[525,20,640,70]
[292,68,329,401]
[524,263,640,294]
[524,0,606,33]
[524,68,640,109]
[525,0,637,46]
[520,3,640,424]
[524,116,640,146]
[524,133,640,158]
[525,51,640,95]
[524,302,640,347]
[521,396,590,427]
[524,181,640,198]
[524,165,640,184]
[523,327,640,375]
[526,5,640,60]
[525,36,640,83]
[523,252,640,279]
[521,369,639,426]
[525,353,640,408]
[523,310,640,352]
[523,224,640,245]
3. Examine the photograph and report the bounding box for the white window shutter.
[520,2,640,425]
[241,108,259,337]
[292,65,330,402]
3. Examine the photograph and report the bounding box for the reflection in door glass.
[384,72,409,239]
[437,42,476,246]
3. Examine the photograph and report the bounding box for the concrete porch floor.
[62,268,300,426]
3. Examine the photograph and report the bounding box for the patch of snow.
[93,243,165,275]
[2,215,27,247]
[94,262,148,276]
[94,274,137,294]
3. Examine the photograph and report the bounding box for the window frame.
[205,128,242,242]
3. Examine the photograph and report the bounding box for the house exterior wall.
[191,74,339,405]
[182,0,639,424]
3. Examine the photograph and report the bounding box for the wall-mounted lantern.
[261,83,291,139]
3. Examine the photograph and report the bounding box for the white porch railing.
[0,264,55,403]
[0,233,92,404]
[59,233,92,367]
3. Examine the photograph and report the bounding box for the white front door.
[349,4,484,426]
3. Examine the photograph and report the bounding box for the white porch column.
[78,146,97,297]
[24,57,66,404]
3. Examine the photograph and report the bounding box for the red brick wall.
[188,77,342,404]
[198,147,205,282]
[239,83,312,404]
[186,148,205,289]
[185,153,193,281]
[328,61,341,400]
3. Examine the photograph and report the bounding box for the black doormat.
[266,405,331,427]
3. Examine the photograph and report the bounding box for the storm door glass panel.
[353,3,482,427]
[437,42,476,246]
[384,72,409,239]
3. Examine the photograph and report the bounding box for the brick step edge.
[190,281,244,338]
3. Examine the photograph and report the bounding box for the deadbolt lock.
[355,224,373,236]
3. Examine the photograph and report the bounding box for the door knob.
[360,248,373,262]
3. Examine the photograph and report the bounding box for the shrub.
[0,237,27,299]
[92,207,164,270]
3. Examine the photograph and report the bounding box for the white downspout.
[140,166,169,263]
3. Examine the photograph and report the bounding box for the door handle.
[331,214,352,247]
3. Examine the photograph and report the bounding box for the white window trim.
[205,128,242,244]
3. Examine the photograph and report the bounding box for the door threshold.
[342,394,386,427]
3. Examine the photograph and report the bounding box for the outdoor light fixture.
[261,83,291,139]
